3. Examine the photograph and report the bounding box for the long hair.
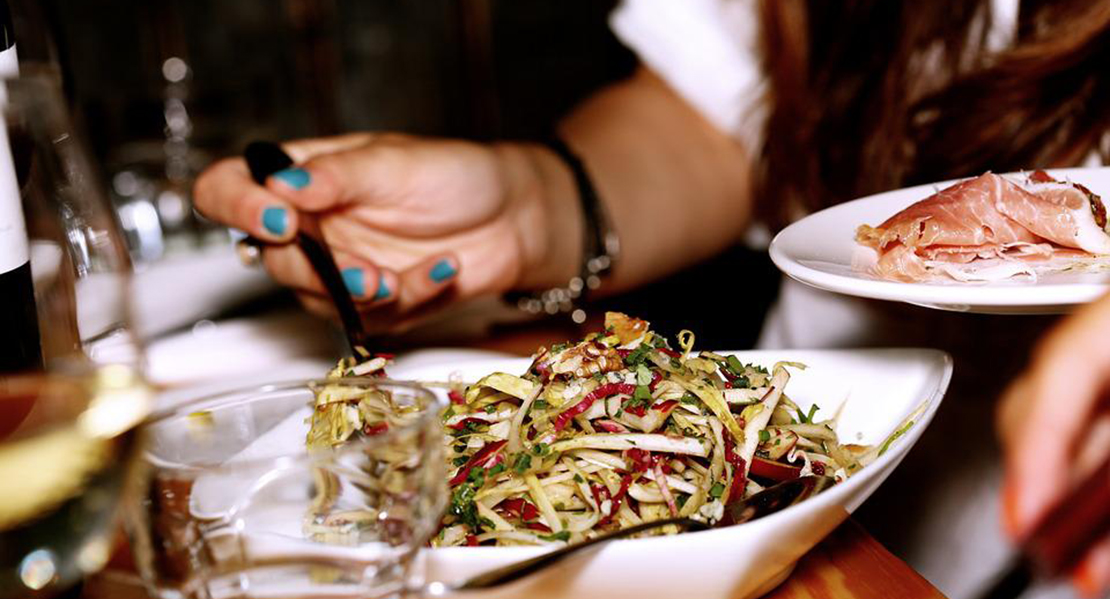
[756,0,1110,231]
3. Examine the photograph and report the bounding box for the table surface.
[83,316,948,599]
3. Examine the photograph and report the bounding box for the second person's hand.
[194,132,583,332]
[998,293,1110,596]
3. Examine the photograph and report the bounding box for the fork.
[243,140,368,354]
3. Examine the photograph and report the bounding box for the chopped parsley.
[725,355,746,376]
[532,443,551,456]
[540,530,571,542]
[723,356,768,389]
[758,429,771,443]
[623,345,652,367]
[449,468,488,530]
[709,482,725,499]
[513,453,533,474]
[451,420,488,436]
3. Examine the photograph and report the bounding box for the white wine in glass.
[0,71,151,598]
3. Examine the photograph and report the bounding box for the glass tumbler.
[128,378,446,599]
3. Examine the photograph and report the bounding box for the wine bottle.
[0,0,41,374]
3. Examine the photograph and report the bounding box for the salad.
[307,313,894,547]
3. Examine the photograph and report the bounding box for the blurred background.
[48,0,632,257]
[30,0,776,353]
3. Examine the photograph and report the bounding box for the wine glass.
[128,378,446,599]
[0,70,151,598]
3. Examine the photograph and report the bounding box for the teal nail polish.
[273,167,311,190]
[342,267,365,297]
[429,260,457,283]
[261,206,287,236]
[372,274,390,301]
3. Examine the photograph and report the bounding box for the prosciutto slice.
[855,172,1110,282]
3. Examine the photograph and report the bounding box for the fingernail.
[372,274,390,301]
[342,267,365,297]
[262,206,288,236]
[1074,542,1110,598]
[1073,561,1104,599]
[273,167,311,190]
[430,259,457,283]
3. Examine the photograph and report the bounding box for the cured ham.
[855,171,1110,282]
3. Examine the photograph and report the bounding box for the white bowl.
[396,348,952,599]
[181,347,951,599]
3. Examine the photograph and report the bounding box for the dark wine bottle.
[0,0,42,374]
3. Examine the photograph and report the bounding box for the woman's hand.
[193,69,754,332]
[998,294,1110,596]
[193,133,581,331]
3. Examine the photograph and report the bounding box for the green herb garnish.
[539,530,571,542]
[623,345,652,367]
[513,453,533,474]
[709,482,725,499]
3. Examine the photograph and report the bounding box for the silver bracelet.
[506,137,620,324]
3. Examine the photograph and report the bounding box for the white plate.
[187,348,951,599]
[769,167,1110,314]
[402,349,952,599]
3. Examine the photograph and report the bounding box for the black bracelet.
[506,136,620,323]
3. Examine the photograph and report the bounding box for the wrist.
[494,141,583,292]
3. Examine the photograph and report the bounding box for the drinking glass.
[129,378,447,599]
[0,71,151,598]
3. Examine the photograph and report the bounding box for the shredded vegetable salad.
[307,313,894,547]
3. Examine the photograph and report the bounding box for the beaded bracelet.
[506,137,620,323]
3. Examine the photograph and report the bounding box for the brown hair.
[756,0,1110,231]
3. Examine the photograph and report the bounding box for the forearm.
[506,67,755,295]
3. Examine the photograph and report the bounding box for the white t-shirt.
[611,0,1023,348]
[609,3,1082,599]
